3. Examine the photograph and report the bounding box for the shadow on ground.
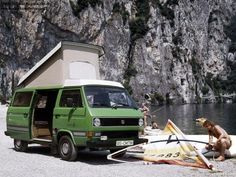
[11,145,120,165]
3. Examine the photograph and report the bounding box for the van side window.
[60,90,83,107]
[12,92,33,107]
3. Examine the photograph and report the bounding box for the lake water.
[150,103,236,135]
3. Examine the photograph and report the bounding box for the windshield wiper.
[111,103,118,109]
[111,103,136,109]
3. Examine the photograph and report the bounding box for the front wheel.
[14,139,28,152]
[58,136,78,161]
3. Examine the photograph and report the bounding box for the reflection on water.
[150,104,236,135]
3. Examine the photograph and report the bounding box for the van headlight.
[93,118,101,127]
[139,118,144,126]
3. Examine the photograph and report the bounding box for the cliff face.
[0,0,236,104]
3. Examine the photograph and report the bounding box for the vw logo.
[121,120,125,125]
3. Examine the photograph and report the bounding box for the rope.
[150,106,164,115]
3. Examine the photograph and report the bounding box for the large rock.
[0,0,235,103]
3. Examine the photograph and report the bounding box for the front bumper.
[4,131,10,136]
[86,138,147,149]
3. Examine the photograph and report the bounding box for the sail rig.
[108,119,213,170]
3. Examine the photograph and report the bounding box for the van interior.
[32,90,58,140]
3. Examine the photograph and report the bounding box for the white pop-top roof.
[18,41,104,86]
[63,79,124,88]
[18,42,61,86]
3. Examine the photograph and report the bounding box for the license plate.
[116,140,134,146]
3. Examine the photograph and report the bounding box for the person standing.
[140,102,150,127]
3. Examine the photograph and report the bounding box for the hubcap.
[15,140,21,147]
[62,142,69,155]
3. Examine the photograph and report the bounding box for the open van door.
[31,90,58,141]
[6,91,34,141]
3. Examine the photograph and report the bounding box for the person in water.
[196,117,232,161]
[151,121,159,129]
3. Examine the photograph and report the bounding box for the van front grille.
[101,131,138,138]
[100,118,139,126]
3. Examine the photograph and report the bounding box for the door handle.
[23,113,28,118]
[55,115,60,119]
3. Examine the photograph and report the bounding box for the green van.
[5,79,145,161]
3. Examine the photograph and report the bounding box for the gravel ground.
[0,105,235,177]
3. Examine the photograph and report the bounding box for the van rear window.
[12,92,33,107]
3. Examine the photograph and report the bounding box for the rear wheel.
[58,136,78,161]
[14,139,28,152]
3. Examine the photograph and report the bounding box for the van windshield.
[84,86,138,109]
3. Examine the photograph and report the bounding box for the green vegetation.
[0,94,6,104]
[189,57,201,75]
[170,62,174,72]
[129,17,149,42]
[165,93,173,104]
[172,30,183,45]
[123,0,151,94]
[112,2,129,25]
[112,2,120,13]
[122,81,134,95]
[154,92,164,105]
[220,15,236,93]
[123,61,138,95]
[172,30,183,60]
[158,4,175,21]
[145,92,165,105]
[203,61,236,94]
[4,20,12,30]
[70,0,103,18]
[123,64,138,81]
[0,57,5,67]
[201,86,209,95]
[208,11,218,24]
[224,15,236,53]
[220,61,236,93]
[205,73,222,94]
[129,0,150,42]
[171,46,181,60]
[150,0,177,27]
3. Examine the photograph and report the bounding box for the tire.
[50,144,58,156]
[109,149,118,154]
[14,139,28,152]
[58,136,78,161]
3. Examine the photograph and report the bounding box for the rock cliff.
[0,0,236,104]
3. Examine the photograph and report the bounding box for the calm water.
[150,104,236,135]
